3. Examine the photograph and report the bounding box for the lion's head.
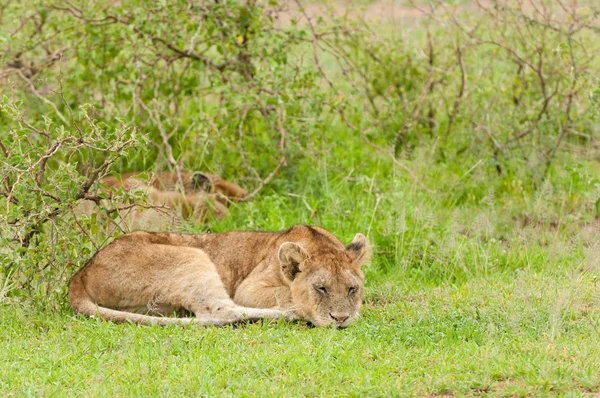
[277,227,371,328]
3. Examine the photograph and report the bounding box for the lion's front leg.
[233,278,297,318]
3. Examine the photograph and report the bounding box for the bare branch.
[135,95,184,194]
[240,109,287,202]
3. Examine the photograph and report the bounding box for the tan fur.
[74,171,247,232]
[69,225,371,327]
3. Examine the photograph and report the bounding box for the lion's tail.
[68,272,226,326]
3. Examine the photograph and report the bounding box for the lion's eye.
[348,287,357,296]
[315,286,328,294]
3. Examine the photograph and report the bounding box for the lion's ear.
[192,172,213,193]
[278,242,309,281]
[346,233,371,267]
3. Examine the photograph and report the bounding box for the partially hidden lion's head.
[277,226,371,328]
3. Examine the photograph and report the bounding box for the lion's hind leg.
[146,246,287,324]
[78,236,288,326]
[177,273,288,324]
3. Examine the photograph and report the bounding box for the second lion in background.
[75,171,247,232]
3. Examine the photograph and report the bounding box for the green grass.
[2,0,600,395]
[2,115,600,396]
[2,269,600,396]
[2,148,600,396]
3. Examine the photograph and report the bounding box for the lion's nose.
[330,313,349,323]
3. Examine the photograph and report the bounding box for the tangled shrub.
[0,99,141,307]
[320,0,599,182]
[1,0,598,306]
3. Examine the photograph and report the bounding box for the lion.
[69,225,371,327]
[75,171,247,232]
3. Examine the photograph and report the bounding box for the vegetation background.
[1,0,599,395]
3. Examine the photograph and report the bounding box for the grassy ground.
[2,148,600,396]
[2,1,600,396]
[2,269,600,396]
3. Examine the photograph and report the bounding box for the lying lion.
[69,225,370,327]
[75,171,247,232]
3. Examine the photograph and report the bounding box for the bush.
[320,0,599,183]
[1,0,598,307]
